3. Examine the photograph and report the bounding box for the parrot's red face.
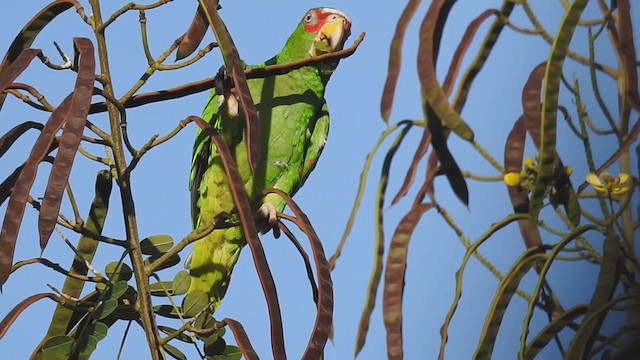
[302,8,352,57]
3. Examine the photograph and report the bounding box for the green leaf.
[140,235,174,255]
[95,282,107,293]
[144,253,180,271]
[194,313,223,341]
[172,270,190,295]
[89,322,108,341]
[158,325,194,343]
[203,332,226,355]
[208,345,242,360]
[163,343,187,360]
[105,262,132,282]
[96,299,118,320]
[78,334,98,360]
[153,305,182,319]
[149,281,175,297]
[106,280,129,300]
[194,313,217,329]
[41,335,74,358]
[182,289,209,317]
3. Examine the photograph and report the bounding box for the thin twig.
[93,87,136,156]
[155,42,217,71]
[10,258,103,282]
[145,215,238,274]
[77,144,111,165]
[5,83,54,110]
[88,32,366,114]
[99,0,174,32]
[85,119,112,143]
[65,183,83,226]
[461,172,503,182]
[36,50,72,71]
[158,300,221,345]
[2,89,49,111]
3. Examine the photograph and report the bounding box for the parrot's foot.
[214,65,239,117]
[214,65,231,95]
[256,203,281,238]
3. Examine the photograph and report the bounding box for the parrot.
[187,8,352,310]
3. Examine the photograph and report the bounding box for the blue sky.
[0,1,637,359]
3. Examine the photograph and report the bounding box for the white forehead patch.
[320,7,351,24]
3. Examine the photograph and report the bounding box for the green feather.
[188,9,346,310]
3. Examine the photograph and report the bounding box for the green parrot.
[187,8,351,309]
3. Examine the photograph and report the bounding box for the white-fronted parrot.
[187,8,351,309]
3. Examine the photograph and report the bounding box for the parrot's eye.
[303,11,315,24]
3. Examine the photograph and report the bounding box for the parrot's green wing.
[189,92,221,228]
[300,101,329,184]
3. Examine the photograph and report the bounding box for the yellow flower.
[504,172,521,187]
[504,158,539,188]
[523,157,536,171]
[586,172,630,195]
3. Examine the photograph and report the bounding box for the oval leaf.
[172,270,190,295]
[158,325,194,343]
[77,334,98,360]
[96,299,118,320]
[153,305,182,319]
[149,281,174,297]
[140,235,174,256]
[182,289,209,318]
[144,253,180,271]
[105,262,132,282]
[88,321,108,342]
[163,343,187,360]
[41,334,74,358]
[204,333,226,355]
[106,280,129,301]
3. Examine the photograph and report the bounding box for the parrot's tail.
[187,225,246,309]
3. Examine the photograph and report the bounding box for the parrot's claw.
[184,251,192,269]
[214,65,239,117]
[256,203,281,238]
[214,65,230,95]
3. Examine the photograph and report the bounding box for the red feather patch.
[303,8,350,33]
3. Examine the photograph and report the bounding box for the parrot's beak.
[310,16,351,57]
[322,17,350,51]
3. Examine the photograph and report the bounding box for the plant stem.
[88,1,162,359]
